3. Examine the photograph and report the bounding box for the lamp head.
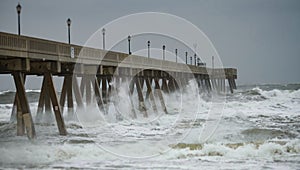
[67,18,71,26]
[16,3,21,14]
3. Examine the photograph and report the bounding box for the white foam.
[0,85,300,168]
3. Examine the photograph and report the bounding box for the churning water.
[0,83,300,169]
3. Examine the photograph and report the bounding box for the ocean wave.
[0,89,41,94]
[168,139,300,158]
[0,89,41,104]
[233,87,300,103]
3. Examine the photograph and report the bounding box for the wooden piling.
[136,77,148,117]
[106,77,112,100]
[197,78,201,92]
[85,76,92,105]
[10,75,26,122]
[72,75,84,108]
[44,72,67,135]
[222,79,226,92]
[161,78,169,93]
[167,78,177,93]
[205,78,212,92]
[145,77,158,113]
[102,77,107,104]
[232,78,237,89]
[80,76,86,97]
[66,75,74,114]
[145,78,152,100]
[12,72,36,139]
[44,84,52,114]
[16,95,24,135]
[125,77,137,118]
[59,76,68,112]
[129,77,135,95]
[154,78,168,114]
[91,76,105,113]
[228,78,234,93]
[199,77,205,93]
[36,76,47,122]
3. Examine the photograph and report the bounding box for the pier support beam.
[125,76,137,118]
[154,78,168,114]
[59,75,83,117]
[91,76,105,113]
[145,77,158,113]
[80,76,95,106]
[36,75,49,122]
[232,78,237,89]
[220,79,224,92]
[72,76,84,108]
[44,72,67,135]
[102,77,108,104]
[59,75,74,116]
[10,75,26,122]
[12,72,36,139]
[228,78,234,93]
[205,78,212,92]
[161,78,169,93]
[136,77,148,117]
[167,77,176,93]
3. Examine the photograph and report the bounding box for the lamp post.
[16,3,21,35]
[194,53,197,66]
[102,28,106,50]
[212,56,214,69]
[197,57,200,66]
[128,35,131,55]
[67,18,71,44]
[185,52,188,64]
[147,41,150,58]
[190,56,192,65]
[162,45,166,60]
[175,49,178,63]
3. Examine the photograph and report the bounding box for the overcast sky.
[0,0,300,90]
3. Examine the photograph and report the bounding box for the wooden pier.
[0,32,237,139]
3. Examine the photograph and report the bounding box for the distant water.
[0,83,299,169]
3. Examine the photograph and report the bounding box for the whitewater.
[0,82,299,169]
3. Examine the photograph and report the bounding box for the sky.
[0,0,300,90]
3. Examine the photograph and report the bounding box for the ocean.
[0,83,299,169]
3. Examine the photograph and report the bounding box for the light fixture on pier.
[128,35,131,55]
[67,18,71,44]
[162,45,166,60]
[212,56,214,69]
[194,53,197,66]
[16,3,22,35]
[175,49,178,63]
[102,28,106,50]
[185,52,188,64]
[147,41,150,58]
